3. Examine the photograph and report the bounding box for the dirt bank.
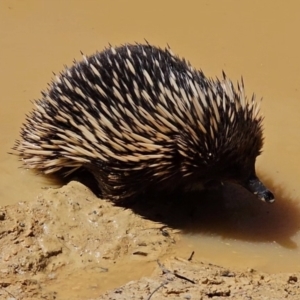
[0,181,299,299]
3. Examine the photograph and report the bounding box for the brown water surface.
[0,0,300,279]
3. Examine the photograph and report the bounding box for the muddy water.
[0,0,300,279]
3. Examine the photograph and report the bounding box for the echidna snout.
[243,175,275,203]
[202,159,274,203]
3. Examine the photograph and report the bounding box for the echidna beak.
[244,175,275,203]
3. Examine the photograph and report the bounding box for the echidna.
[14,43,274,203]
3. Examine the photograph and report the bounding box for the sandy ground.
[1,181,300,300]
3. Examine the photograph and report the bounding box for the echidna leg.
[87,166,143,203]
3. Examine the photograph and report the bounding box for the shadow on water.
[125,179,300,249]
[69,170,300,249]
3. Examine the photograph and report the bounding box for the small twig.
[157,260,196,284]
[188,251,195,261]
[173,270,196,284]
[147,281,168,300]
[133,251,148,256]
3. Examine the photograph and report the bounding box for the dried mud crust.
[0,181,299,300]
[97,259,300,300]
